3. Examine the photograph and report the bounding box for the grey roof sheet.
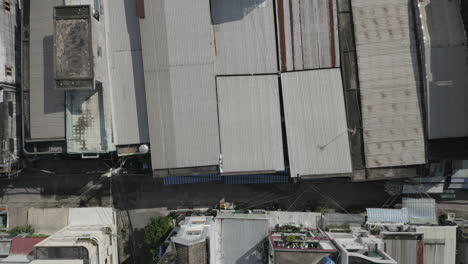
[29,0,65,140]
[418,0,468,139]
[214,217,268,264]
[281,69,352,177]
[107,0,149,145]
[217,75,284,173]
[140,0,220,169]
[352,0,426,167]
[211,0,278,75]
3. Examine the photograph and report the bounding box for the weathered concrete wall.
[27,208,69,235]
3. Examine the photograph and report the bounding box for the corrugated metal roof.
[418,0,468,139]
[9,238,46,255]
[0,239,10,256]
[415,226,457,264]
[352,0,426,168]
[140,0,220,170]
[107,0,149,145]
[276,0,340,71]
[217,75,284,173]
[402,198,438,225]
[213,217,268,264]
[211,0,278,74]
[0,0,18,85]
[366,208,409,223]
[281,69,352,177]
[383,236,423,264]
[29,0,65,140]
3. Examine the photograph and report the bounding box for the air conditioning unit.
[53,5,106,90]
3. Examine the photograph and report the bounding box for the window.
[4,0,10,12]
[35,247,90,264]
[0,209,7,229]
[4,66,12,77]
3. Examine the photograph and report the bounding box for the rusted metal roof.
[9,237,46,255]
[276,0,340,71]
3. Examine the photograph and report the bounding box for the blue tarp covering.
[163,174,221,185]
[321,256,336,264]
[223,174,289,184]
[163,173,289,185]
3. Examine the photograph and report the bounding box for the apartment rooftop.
[328,230,397,264]
[268,226,336,252]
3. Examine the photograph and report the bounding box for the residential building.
[328,231,396,264]
[268,226,338,264]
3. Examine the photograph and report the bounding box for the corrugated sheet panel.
[107,0,149,145]
[217,75,284,173]
[366,208,409,223]
[276,0,340,71]
[352,0,426,168]
[323,213,365,228]
[66,90,106,153]
[0,240,10,256]
[213,218,268,264]
[211,0,278,74]
[140,0,220,170]
[418,0,468,139]
[281,69,352,177]
[384,238,422,264]
[402,198,438,225]
[0,0,18,85]
[415,226,457,264]
[29,0,66,140]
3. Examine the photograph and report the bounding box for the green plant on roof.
[8,225,34,236]
[27,234,48,238]
[279,225,300,232]
[144,216,173,258]
[326,223,351,233]
[104,227,112,234]
[285,235,298,243]
[315,205,330,214]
